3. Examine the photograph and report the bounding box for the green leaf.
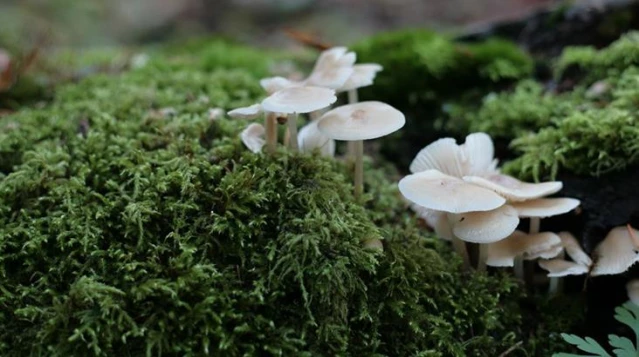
[560,334,612,357]
[609,334,637,357]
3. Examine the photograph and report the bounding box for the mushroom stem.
[354,139,364,200]
[265,112,277,154]
[477,244,488,272]
[452,235,471,270]
[287,113,299,152]
[524,217,541,287]
[548,251,565,295]
[514,257,524,280]
[346,89,359,159]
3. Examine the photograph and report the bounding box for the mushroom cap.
[459,132,499,176]
[409,138,465,176]
[486,230,562,267]
[363,238,384,252]
[409,132,498,178]
[260,76,300,94]
[317,101,405,141]
[627,280,639,306]
[462,174,563,202]
[521,232,563,260]
[298,120,335,157]
[313,47,353,72]
[486,230,527,267]
[228,104,262,119]
[240,123,265,153]
[261,86,337,114]
[399,170,506,214]
[539,259,590,277]
[339,64,383,91]
[448,204,519,243]
[510,198,580,218]
[558,231,592,267]
[305,66,355,89]
[591,225,639,276]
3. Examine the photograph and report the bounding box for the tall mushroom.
[317,101,405,199]
[262,86,337,152]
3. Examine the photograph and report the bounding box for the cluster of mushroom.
[398,133,581,274]
[229,46,405,200]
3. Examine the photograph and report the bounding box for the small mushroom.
[340,63,383,158]
[510,197,580,279]
[627,280,639,306]
[318,101,405,199]
[539,259,590,277]
[459,132,499,176]
[240,123,266,153]
[297,120,335,157]
[591,225,639,276]
[487,230,561,267]
[448,205,519,244]
[399,169,505,214]
[228,104,262,120]
[462,174,563,202]
[260,76,300,94]
[262,86,337,152]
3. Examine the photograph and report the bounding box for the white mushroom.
[558,231,592,267]
[260,76,300,94]
[539,259,590,277]
[487,230,562,267]
[318,101,405,199]
[240,123,266,153]
[462,174,563,202]
[297,120,335,157]
[228,104,263,120]
[459,132,499,176]
[262,86,337,152]
[398,170,505,214]
[591,225,639,276]
[510,198,580,218]
[448,205,519,244]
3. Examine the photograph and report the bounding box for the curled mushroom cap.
[627,280,639,306]
[510,198,580,218]
[558,231,592,267]
[313,47,353,72]
[462,174,563,202]
[409,138,465,177]
[487,230,561,267]
[448,205,519,243]
[522,233,563,260]
[261,86,337,114]
[399,169,506,214]
[591,225,639,276]
[539,259,590,277]
[459,132,499,176]
[339,64,383,92]
[240,123,266,153]
[317,101,405,141]
[297,120,335,157]
[409,132,498,178]
[228,104,262,119]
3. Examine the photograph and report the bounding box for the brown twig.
[498,341,523,357]
[283,28,331,51]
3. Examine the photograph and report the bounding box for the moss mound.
[0,41,546,356]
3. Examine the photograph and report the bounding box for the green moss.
[1,41,547,356]
[351,29,533,170]
[507,67,639,179]
[555,31,639,82]
[444,80,576,139]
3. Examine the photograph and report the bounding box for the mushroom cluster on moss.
[400,132,580,272]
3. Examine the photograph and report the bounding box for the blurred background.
[0,0,563,48]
